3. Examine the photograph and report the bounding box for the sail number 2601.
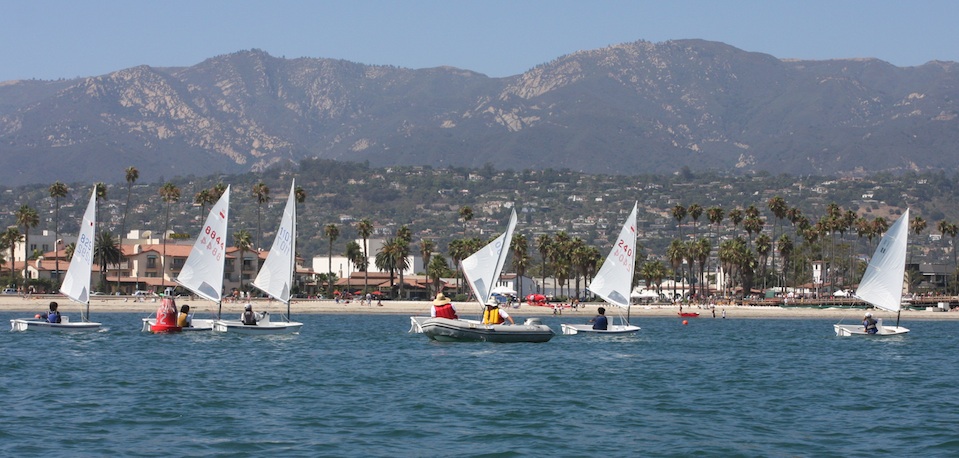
[202,226,225,261]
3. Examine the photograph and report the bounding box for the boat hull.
[560,323,641,335]
[11,317,101,332]
[212,314,303,334]
[141,318,214,332]
[834,323,910,336]
[678,312,700,317]
[421,317,554,343]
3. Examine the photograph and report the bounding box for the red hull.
[150,323,183,333]
[678,312,700,317]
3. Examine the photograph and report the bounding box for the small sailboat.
[141,186,231,332]
[213,181,303,334]
[12,187,101,332]
[419,209,554,343]
[835,208,911,336]
[561,202,641,335]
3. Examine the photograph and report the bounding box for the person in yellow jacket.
[177,304,192,327]
[482,299,514,325]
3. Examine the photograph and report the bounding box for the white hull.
[410,315,484,333]
[561,323,641,335]
[834,323,910,336]
[421,317,554,343]
[212,314,302,334]
[140,318,215,332]
[11,317,101,332]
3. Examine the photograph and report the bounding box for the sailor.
[430,292,458,319]
[482,299,514,325]
[37,301,62,323]
[177,304,192,328]
[242,303,258,325]
[863,312,878,334]
[588,307,608,330]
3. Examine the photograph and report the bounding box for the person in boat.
[242,303,258,325]
[430,292,458,319]
[588,307,608,330]
[36,301,62,323]
[863,312,879,334]
[482,299,514,325]
[177,304,192,328]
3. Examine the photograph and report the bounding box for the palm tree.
[396,225,412,299]
[667,238,686,300]
[535,234,552,295]
[419,239,436,297]
[375,238,406,296]
[693,238,711,298]
[210,182,227,200]
[910,213,926,265]
[233,229,253,293]
[94,182,108,233]
[120,166,138,242]
[15,205,39,292]
[728,208,744,233]
[355,219,373,295]
[511,233,530,299]
[427,254,450,297]
[940,221,959,291]
[755,233,772,289]
[49,181,69,287]
[671,204,687,239]
[158,182,180,288]
[687,203,703,238]
[447,238,468,294]
[94,231,123,292]
[194,189,213,218]
[777,234,794,289]
[323,223,339,294]
[767,196,788,288]
[458,206,474,235]
[344,240,363,292]
[1,227,21,286]
[251,182,271,249]
[63,242,75,261]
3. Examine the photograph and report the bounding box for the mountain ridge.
[1,39,957,186]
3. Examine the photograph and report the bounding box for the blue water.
[2,312,958,457]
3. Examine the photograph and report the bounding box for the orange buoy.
[682,320,688,325]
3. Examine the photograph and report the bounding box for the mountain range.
[1,39,957,186]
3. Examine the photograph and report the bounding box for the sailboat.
[561,202,641,335]
[419,209,554,343]
[213,181,303,334]
[12,187,101,332]
[834,208,911,336]
[141,186,231,332]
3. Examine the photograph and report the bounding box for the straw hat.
[433,293,451,306]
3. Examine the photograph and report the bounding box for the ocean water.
[2,311,958,457]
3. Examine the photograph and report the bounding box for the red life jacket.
[434,303,458,319]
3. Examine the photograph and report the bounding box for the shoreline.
[3,295,959,320]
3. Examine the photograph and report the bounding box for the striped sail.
[588,202,638,309]
[461,209,517,305]
[856,208,909,312]
[176,186,230,303]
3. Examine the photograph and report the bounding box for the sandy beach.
[4,294,959,321]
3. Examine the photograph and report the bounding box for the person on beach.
[863,312,879,334]
[242,303,258,325]
[482,299,514,325]
[177,304,192,328]
[588,307,608,330]
[36,301,62,323]
[430,292,458,319]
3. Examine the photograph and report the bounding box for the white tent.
[632,289,660,299]
[491,285,517,296]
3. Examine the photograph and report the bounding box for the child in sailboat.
[588,307,608,330]
[862,312,878,334]
[35,301,62,323]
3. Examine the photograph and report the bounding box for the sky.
[3,0,958,82]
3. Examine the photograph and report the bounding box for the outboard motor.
[524,318,543,326]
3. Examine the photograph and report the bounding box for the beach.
[4,294,959,320]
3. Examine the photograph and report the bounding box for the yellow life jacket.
[483,307,503,324]
[177,312,190,327]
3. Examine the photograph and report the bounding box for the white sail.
[176,186,230,303]
[855,208,909,313]
[461,209,518,305]
[588,202,639,309]
[252,181,296,304]
[59,187,97,304]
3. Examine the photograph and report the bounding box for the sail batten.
[589,202,638,309]
[462,209,517,305]
[855,208,909,313]
[176,186,230,304]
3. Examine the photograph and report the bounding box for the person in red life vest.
[482,299,514,325]
[430,292,458,319]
